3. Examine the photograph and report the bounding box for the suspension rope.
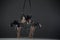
[29,0,31,9]
[22,0,31,14]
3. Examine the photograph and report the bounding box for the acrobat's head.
[26,15,32,23]
[20,14,26,23]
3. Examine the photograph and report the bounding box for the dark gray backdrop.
[0,0,60,38]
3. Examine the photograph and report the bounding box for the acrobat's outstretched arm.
[39,23,42,28]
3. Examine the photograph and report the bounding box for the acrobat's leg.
[17,27,21,38]
[29,26,35,38]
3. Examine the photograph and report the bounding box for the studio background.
[0,0,60,38]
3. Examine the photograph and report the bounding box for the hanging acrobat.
[10,0,42,38]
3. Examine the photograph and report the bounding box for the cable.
[29,0,31,9]
[22,0,31,14]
